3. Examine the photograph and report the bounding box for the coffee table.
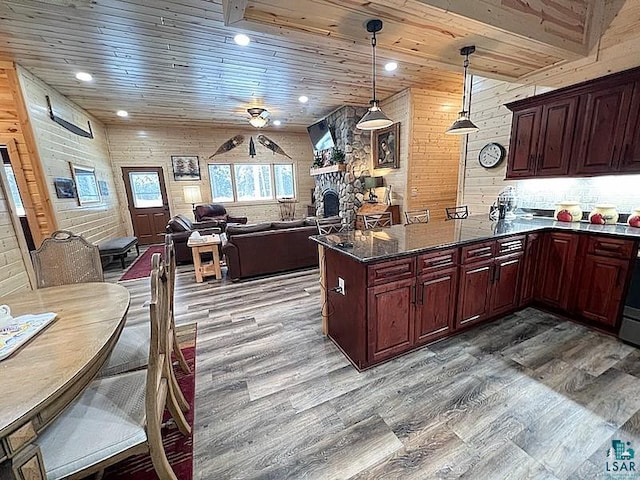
[187,234,222,282]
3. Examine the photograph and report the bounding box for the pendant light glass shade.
[357,20,392,131]
[446,46,479,135]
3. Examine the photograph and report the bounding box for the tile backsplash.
[516,175,640,214]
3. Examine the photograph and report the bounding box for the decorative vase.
[588,204,619,225]
[628,208,640,228]
[554,201,582,223]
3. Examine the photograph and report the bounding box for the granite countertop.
[310,215,640,263]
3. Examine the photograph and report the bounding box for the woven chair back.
[31,230,103,288]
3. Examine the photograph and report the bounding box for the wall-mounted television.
[307,120,336,153]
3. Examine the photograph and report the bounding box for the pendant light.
[357,19,393,131]
[446,45,479,135]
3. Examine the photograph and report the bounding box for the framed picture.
[373,123,400,169]
[53,177,76,199]
[171,155,201,181]
[98,180,109,196]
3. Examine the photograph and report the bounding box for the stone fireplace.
[311,106,372,227]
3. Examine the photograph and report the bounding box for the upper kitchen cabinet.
[505,67,640,179]
[573,83,633,175]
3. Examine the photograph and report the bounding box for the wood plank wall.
[17,66,127,243]
[460,0,640,214]
[106,125,315,227]
[378,85,462,222]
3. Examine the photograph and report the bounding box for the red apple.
[629,215,640,228]
[556,209,573,222]
[590,212,605,224]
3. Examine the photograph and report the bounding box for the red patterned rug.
[119,245,164,281]
[103,345,195,479]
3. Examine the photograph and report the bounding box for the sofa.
[165,214,222,263]
[194,204,248,232]
[222,219,320,281]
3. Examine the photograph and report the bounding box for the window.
[3,164,25,216]
[208,163,295,202]
[128,171,163,208]
[71,163,100,205]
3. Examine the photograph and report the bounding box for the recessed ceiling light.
[75,72,93,82]
[384,62,398,72]
[298,95,309,103]
[273,120,282,126]
[234,34,250,46]
[116,110,128,117]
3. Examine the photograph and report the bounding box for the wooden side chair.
[363,212,392,229]
[98,242,190,432]
[404,209,430,224]
[278,197,297,221]
[445,205,469,220]
[31,230,103,288]
[35,255,185,480]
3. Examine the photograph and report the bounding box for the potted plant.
[331,147,346,164]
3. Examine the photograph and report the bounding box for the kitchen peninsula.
[312,216,640,370]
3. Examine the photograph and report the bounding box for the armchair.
[194,203,248,231]
[165,214,221,263]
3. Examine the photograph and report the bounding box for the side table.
[187,234,222,282]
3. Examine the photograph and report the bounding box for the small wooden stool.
[187,234,222,282]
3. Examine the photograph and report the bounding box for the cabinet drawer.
[417,248,459,274]
[367,257,416,286]
[587,236,635,259]
[461,241,495,264]
[497,235,525,256]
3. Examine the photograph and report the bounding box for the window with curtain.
[208,163,296,202]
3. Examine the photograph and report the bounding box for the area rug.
[103,342,196,479]
[119,245,164,281]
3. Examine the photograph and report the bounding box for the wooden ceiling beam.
[413,0,591,57]
[222,0,248,26]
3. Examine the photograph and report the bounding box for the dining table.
[0,282,130,480]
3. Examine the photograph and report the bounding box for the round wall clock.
[478,142,506,168]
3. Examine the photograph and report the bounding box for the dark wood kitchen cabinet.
[536,232,579,310]
[520,233,541,305]
[573,83,633,175]
[367,277,415,364]
[414,249,458,345]
[620,81,640,172]
[506,97,578,178]
[457,236,524,327]
[572,236,636,329]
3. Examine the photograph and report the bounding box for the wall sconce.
[183,185,202,219]
[363,176,384,203]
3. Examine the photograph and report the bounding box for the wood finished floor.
[108,253,640,479]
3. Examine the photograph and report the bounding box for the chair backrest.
[363,212,392,229]
[316,219,347,235]
[404,209,430,224]
[445,206,469,220]
[278,198,297,221]
[145,254,179,479]
[31,230,103,288]
[164,236,176,328]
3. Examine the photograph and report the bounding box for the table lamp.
[364,176,383,203]
[183,185,202,219]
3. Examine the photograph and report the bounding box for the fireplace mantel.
[309,164,346,176]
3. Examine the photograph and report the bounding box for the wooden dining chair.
[98,242,190,432]
[316,218,348,235]
[363,212,392,229]
[404,209,430,224]
[445,205,469,220]
[31,230,103,288]
[35,255,184,480]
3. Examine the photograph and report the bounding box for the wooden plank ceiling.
[0,0,614,128]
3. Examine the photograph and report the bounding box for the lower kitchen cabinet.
[457,259,493,328]
[491,253,524,316]
[574,254,629,327]
[520,233,541,305]
[367,277,415,364]
[536,232,579,309]
[415,266,457,345]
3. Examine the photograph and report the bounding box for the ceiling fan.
[247,108,270,128]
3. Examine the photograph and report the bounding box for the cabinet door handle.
[613,145,618,162]
[418,284,424,305]
[623,144,629,164]
[490,264,496,283]
[412,285,417,304]
[496,264,501,282]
